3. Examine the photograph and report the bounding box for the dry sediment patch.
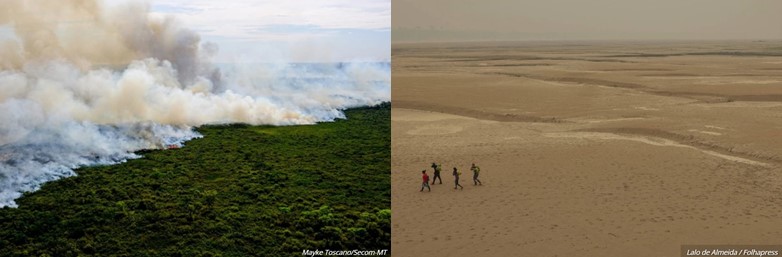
[488,72,782,103]
[572,127,780,167]
[393,100,565,123]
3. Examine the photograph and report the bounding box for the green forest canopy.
[0,103,391,257]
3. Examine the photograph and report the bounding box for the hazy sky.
[0,0,390,62]
[94,0,389,62]
[393,0,782,42]
[143,0,389,62]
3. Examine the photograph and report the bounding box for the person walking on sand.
[431,162,442,184]
[453,167,463,190]
[420,170,431,192]
[471,163,482,185]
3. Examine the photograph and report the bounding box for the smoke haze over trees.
[0,0,390,207]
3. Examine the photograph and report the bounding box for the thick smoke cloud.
[0,0,390,207]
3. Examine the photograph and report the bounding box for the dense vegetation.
[0,103,390,257]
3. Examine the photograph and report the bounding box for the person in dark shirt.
[452,167,463,190]
[420,170,431,192]
[431,162,442,184]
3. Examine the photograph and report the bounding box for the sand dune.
[392,41,782,256]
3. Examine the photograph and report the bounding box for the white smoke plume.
[0,0,390,207]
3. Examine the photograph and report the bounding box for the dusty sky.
[393,0,782,42]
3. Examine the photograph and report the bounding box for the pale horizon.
[393,0,782,43]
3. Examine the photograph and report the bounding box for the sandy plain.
[391,41,782,256]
